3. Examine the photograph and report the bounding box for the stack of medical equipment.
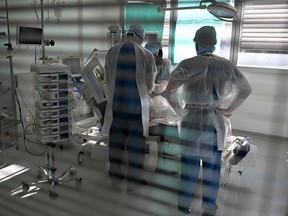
[23,63,82,197]
[32,63,72,143]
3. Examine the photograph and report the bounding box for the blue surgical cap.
[128,24,145,39]
[108,24,121,33]
[193,26,217,46]
[145,41,162,55]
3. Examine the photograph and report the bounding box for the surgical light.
[157,0,237,22]
[206,1,237,22]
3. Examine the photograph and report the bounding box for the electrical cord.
[233,166,247,176]
[84,48,108,65]
[16,88,33,117]
[18,119,46,157]
[15,90,46,157]
[220,159,248,187]
[0,150,7,168]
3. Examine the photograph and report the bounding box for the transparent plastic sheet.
[223,117,233,148]
[149,95,179,126]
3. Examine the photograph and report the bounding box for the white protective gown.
[101,41,157,137]
[153,58,172,94]
[168,53,252,154]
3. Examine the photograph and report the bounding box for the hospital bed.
[74,108,254,186]
[150,120,254,185]
[72,57,256,183]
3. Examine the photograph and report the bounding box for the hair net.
[145,41,162,55]
[193,26,217,47]
[108,24,121,33]
[128,24,145,39]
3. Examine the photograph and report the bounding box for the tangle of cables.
[15,84,46,157]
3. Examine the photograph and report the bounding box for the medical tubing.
[0,150,7,168]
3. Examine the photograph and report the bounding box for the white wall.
[231,67,288,138]
[5,0,122,73]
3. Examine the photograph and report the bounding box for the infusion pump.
[31,63,71,143]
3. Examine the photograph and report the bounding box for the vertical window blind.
[239,0,288,53]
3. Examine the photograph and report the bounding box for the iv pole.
[3,0,19,150]
[40,0,46,63]
[20,0,82,198]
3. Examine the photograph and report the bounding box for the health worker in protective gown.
[165,26,252,216]
[101,24,157,192]
[145,41,172,97]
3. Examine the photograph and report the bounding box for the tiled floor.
[0,131,287,216]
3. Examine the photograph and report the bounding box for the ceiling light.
[207,1,237,21]
[157,4,206,12]
[157,0,237,22]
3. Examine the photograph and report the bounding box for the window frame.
[163,0,235,66]
[239,0,288,54]
[163,0,288,70]
[233,0,288,70]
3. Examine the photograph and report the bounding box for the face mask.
[196,45,215,55]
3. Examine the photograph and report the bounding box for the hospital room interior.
[0,0,287,216]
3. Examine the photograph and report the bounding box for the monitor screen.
[143,32,158,46]
[17,26,43,45]
[61,56,82,77]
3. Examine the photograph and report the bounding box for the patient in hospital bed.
[149,95,178,127]
[148,88,189,139]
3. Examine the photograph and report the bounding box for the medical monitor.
[61,56,82,78]
[17,26,43,45]
[81,57,106,105]
[143,32,158,46]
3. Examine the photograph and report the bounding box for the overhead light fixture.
[206,1,237,21]
[127,0,154,4]
[157,4,206,12]
[157,0,237,22]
